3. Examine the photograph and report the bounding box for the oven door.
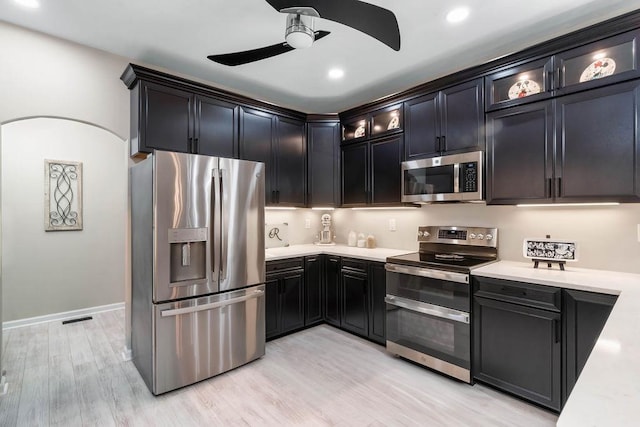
[385,295,471,382]
[385,263,470,312]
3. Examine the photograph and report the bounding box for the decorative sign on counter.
[265,223,289,248]
[523,238,578,271]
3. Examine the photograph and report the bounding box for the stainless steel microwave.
[401,151,483,203]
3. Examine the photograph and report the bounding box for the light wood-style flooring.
[0,309,557,426]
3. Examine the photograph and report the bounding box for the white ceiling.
[2,0,640,114]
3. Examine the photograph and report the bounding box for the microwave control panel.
[461,162,478,192]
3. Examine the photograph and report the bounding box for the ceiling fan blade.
[208,31,330,66]
[265,0,400,51]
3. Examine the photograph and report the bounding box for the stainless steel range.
[385,225,498,383]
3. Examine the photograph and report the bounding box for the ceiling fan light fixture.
[285,13,315,49]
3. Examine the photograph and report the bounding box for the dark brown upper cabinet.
[342,115,368,142]
[370,104,403,138]
[239,107,306,207]
[555,29,640,96]
[342,105,402,143]
[404,79,483,160]
[554,79,640,203]
[341,134,403,207]
[485,57,554,111]
[487,79,640,205]
[486,100,554,205]
[307,121,340,207]
[129,80,237,158]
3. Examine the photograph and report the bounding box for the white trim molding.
[2,302,124,330]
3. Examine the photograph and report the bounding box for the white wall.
[1,118,127,321]
[0,21,132,325]
[267,203,640,274]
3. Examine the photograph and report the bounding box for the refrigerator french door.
[131,151,265,395]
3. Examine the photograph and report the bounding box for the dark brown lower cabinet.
[563,289,617,404]
[341,267,369,337]
[368,262,386,345]
[265,260,305,340]
[267,255,386,345]
[474,277,619,412]
[324,255,342,327]
[474,294,561,411]
[304,256,323,326]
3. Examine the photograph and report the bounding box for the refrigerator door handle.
[211,168,221,286]
[160,289,264,317]
[220,168,227,282]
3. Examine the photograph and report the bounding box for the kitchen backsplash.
[266,203,640,274]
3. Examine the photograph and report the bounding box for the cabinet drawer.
[341,258,368,273]
[474,277,561,312]
[266,257,304,273]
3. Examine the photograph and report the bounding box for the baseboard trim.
[2,302,125,330]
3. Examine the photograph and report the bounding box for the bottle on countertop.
[357,232,366,248]
[348,231,357,247]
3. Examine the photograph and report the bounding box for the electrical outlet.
[389,218,397,231]
[305,218,311,229]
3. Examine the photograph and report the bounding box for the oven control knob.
[469,233,476,239]
[418,231,423,237]
[477,234,485,240]
[486,234,494,241]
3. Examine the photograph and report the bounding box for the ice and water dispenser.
[168,228,208,284]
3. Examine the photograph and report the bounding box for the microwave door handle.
[453,163,460,193]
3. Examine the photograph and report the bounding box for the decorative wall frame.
[44,159,83,231]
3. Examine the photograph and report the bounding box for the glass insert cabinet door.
[371,104,402,137]
[485,57,553,110]
[556,29,640,94]
[342,117,368,141]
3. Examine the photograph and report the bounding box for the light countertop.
[265,243,412,263]
[473,261,640,426]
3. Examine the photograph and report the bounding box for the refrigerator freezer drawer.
[152,285,265,395]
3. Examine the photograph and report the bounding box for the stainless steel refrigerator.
[130,151,265,395]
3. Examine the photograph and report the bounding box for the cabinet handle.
[441,135,447,152]
[547,178,553,198]
[194,137,199,153]
[272,190,276,203]
[276,190,280,204]
[188,137,194,153]
[435,136,441,153]
[546,70,553,92]
[556,68,563,90]
[557,177,562,198]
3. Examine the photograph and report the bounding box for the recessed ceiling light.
[14,0,40,9]
[446,7,470,23]
[328,68,344,80]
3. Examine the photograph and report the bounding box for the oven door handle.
[384,263,469,284]
[385,295,470,324]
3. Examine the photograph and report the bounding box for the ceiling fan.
[208,0,400,66]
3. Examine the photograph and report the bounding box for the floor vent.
[62,316,93,325]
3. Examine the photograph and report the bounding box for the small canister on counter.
[366,234,376,248]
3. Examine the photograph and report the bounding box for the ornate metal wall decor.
[44,159,83,231]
